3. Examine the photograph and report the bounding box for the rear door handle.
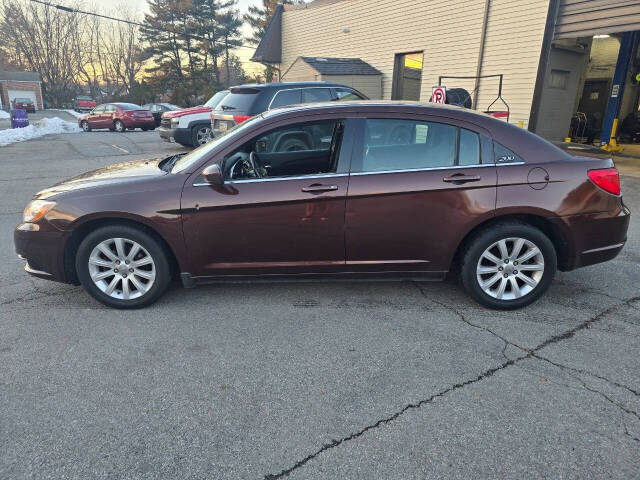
[301,184,339,193]
[443,174,481,184]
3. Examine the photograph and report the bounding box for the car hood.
[35,158,168,199]
[162,106,211,118]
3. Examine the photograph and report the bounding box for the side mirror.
[202,164,223,185]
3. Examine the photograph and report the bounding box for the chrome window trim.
[194,172,348,186]
[350,162,523,176]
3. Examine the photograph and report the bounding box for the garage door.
[8,90,37,110]
[555,0,640,39]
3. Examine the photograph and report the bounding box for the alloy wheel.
[476,237,544,300]
[88,237,156,300]
[196,127,212,145]
[115,121,124,132]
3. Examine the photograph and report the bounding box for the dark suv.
[210,81,366,137]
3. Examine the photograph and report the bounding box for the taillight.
[588,168,620,195]
[233,114,252,123]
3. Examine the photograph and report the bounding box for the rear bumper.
[159,126,191,145]
[122,118,155,128]
[556,205,630,270]
[14,222,70,283]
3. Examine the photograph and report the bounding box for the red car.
[12,97,35,113]
[78,103,156,133]
[74,95,97,113]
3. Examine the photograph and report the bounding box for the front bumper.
[159,126,191,145]
[14,222,70,283]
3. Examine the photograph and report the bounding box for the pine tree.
[218,10,243,86]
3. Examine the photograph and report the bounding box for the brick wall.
[0,81,43,110]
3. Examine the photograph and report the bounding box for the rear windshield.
[117,103,142,110]
[15,98,31,102]
[218,88,260,112]
[76,96,92,101]
[204,91,229,109]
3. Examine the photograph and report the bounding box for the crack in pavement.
[263,292,640,479]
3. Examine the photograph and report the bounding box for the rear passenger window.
[357,119,456,172]
[270,89,301,108]
[334,88,362,101]
[494,141,524,163]
[303,88,332,103]
[458,129,480,166]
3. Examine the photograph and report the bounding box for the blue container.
[11,109,29,129]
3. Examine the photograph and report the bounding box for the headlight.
[23,200,56,223]
[170,118,179,127]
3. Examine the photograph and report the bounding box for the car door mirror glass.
[202,164,223,185]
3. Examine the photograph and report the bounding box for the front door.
[181,117,352,278]
[345,117,497,273]
[87,105,105,128]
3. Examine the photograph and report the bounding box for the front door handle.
[443,174,481,184]
[301,184,339,193]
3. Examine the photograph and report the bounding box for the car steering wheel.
[248,151,262,179]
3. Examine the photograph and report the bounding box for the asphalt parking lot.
[1,130,639,479]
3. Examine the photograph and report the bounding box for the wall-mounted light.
[593,34,610,39]
[343,27,350,33]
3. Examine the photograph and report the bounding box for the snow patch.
[0,110,9,119]
[0,117,81,146]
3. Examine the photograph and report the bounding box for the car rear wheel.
[460,222,557,310]
[75,225,172,309]
[81,121,91,132]
[114,120,125,133]
[191,125,211,146]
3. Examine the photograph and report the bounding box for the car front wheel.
[75,225,172,309]
[114,120,125,132]
[81,121,91,132]
[460,222,557,310]
[191,125,211,146]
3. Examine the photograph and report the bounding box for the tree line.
[0,0,291,108]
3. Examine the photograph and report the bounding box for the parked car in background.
[142,103,181,127]
[210,82,367,139]
[159,90,229,147]
[14,102,629,309]
[74,96,97,113]
[12,98,36,113]
[78,103,156,132]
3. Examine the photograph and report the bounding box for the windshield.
[218,88,260,112]
[171,115,262,173]
[204,91,229,109]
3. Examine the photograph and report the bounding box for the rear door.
[345,116,497,273]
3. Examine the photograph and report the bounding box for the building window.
[392,52,423,101]
[549,69,570,89]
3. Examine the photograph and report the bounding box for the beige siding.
[281,57,321,81]
[321,74,382,99]
[280,0,550,128]
[475,0,550,127]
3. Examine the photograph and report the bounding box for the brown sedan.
[14,102,630,309]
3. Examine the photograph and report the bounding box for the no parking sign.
[432,86,447,104]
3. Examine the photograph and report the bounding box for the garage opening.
[391,52,423,101]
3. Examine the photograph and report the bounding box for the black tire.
[191,125,211,146]
[75,225,172,309]
[142,127,149,131]
[114,120,125,133]
[81,121,91,132]
[460,222,557,310]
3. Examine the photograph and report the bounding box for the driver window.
[224,119,343,180]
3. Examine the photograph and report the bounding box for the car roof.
[231,81,352,90]
[261,101,571,164]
